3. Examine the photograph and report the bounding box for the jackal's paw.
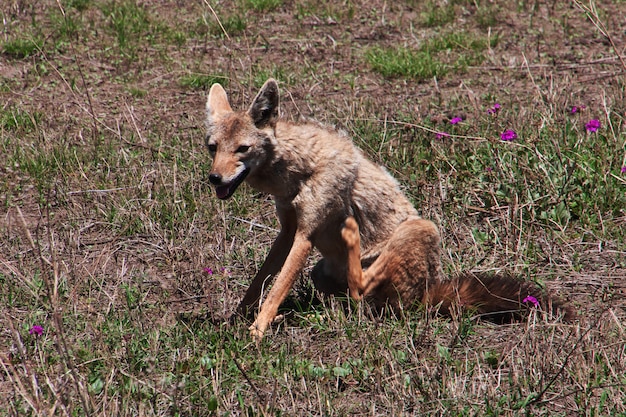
[341,216,360,249]
[249,322,265,342]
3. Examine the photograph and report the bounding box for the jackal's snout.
[207,163,250,200]
[208,172,223,185]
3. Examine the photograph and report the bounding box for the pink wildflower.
[522,295,539,308]
[29,325,44,336]
[203,267,213,275]
[585,119,600,132]
[450,116,462,125]
[570,105,585,114]
[487,103,501,115]
[500,130,518,141]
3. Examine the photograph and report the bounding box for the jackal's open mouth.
[214,167,250,200]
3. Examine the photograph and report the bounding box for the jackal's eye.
[236,145,250,154]
[207,143,217,154]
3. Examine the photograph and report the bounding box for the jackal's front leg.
[236,228,295,318]
[249,233,312,341]
[236,208,298,319]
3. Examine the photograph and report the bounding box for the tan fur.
[205,79,573,340]
[341,217,574,321]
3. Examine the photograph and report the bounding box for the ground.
[0,0,625,415]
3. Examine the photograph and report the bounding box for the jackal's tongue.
[215,185,230,199]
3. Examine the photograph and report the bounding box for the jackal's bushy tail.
[423,273,575,322]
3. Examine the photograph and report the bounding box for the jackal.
[205,79,572,340]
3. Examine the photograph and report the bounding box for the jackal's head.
[205,79,279,199]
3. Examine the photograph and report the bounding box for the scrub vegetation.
[1,0,625,415]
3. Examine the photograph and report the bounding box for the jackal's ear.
[206,83,233,122]
[248,78,279,128]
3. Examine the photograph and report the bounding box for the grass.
[365,31,498,80]
[1,0,626,415]
[179,73,229,90]
[366,47,448,80]
[241,0,283,12]
[421,1,456,28]
[295,0,355,21]
[0,107,41,131]
[212,14,247,38]
[1,38,43,58]
[99,0,152,52]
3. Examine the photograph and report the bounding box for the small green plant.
[179,73,228,90]
[64,0,91,12]
[475,5,499,29]
[216,14,247,37]
[295,0,355,21]
[128,87,147,98]
[194,12,247,38]
[100,0,151,53]
[2,38,42,58]
[366,31,497,80]
[421,2,456,27]
[423,31,497,53]
[241,0,283,12]
[49,9,82,40]
[169,30,187,46]
[252,66,298,88]
[365,47,447,80]
[0,107,40,131]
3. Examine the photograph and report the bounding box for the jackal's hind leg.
[342,216,396,301]
[341,216,368,300]
[342,216,443,309]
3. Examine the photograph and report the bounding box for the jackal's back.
[265,120,419,259]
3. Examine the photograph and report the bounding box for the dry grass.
[1,0,625,415]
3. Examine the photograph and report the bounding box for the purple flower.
[450,117,462,125]
[485,167,493,172]
[203,267,213,275]
[500,129,518,141]
[29,325,44,336]
[522,295,539,308]
[621,166,626,174]
[435,131,450,140]
[487,103,501,115]
[570,105,585,114]
[585,119,600,132]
